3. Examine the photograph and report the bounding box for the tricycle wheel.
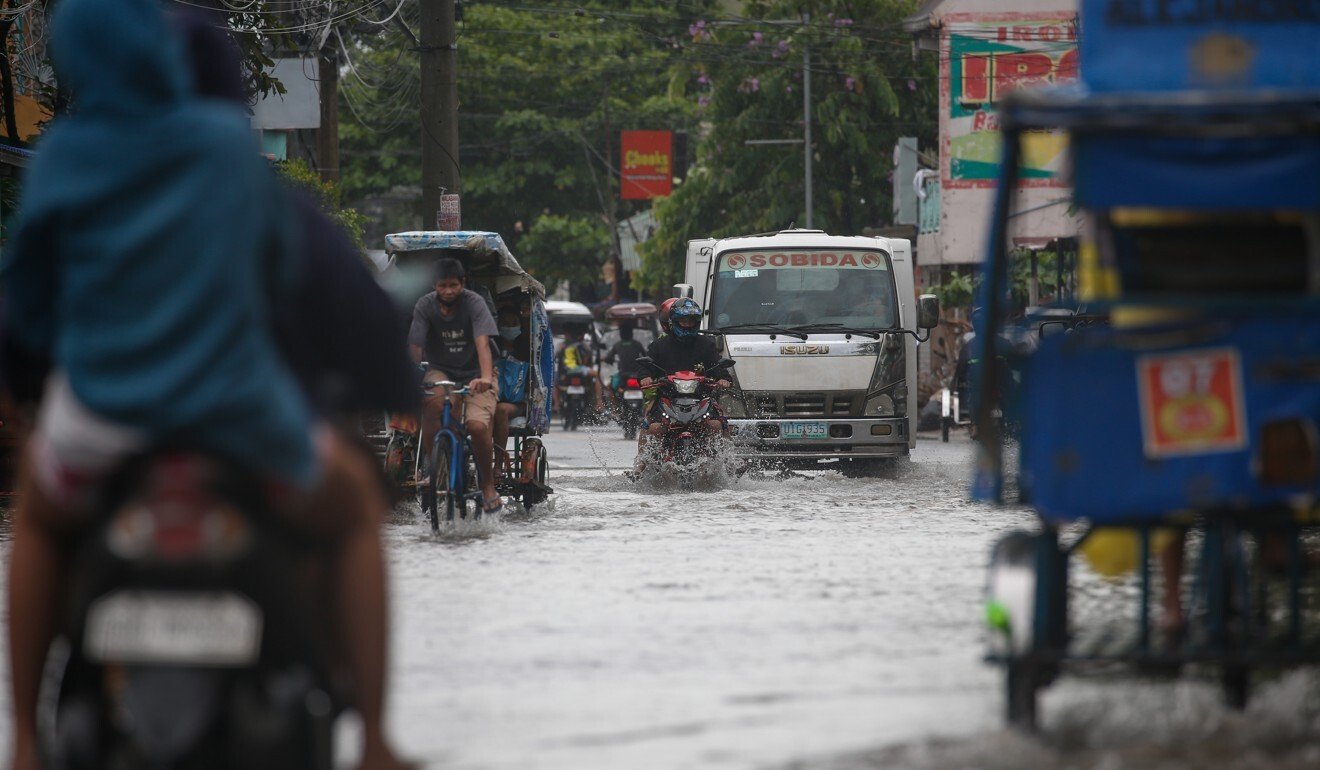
[1222,664,1250,710]
[1006,660,1040,730]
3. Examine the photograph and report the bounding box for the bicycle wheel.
[423,440,447,532]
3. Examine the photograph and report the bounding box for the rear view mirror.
[917,294,940,330]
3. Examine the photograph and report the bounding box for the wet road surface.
[2,427,1317,768]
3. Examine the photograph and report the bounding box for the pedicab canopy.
[604,302,658,321]
[1016,1,1320,212]
[384,231,546,297]
[385,230,553,430]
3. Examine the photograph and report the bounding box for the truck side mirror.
[673,283,695,299]
[917,294,940,330]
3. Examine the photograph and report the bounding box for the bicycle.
[420,377,485,531]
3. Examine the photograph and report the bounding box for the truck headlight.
[719,393,747,418]
[864,394,894,416]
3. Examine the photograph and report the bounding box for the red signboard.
[620,130,673,200]
[1137,348,1247,458]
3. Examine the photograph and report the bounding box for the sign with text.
[720,251,888,271]
[1137,348,1247,458]
[943,14,1078,188]
[620,130,673,200]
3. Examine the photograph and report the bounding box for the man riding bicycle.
[407,257,504,515]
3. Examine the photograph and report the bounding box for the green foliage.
[515,214,611,289]
[336,1,936,296]
[929,270,981,311]
[276,158,368,254]
[338,2,711,286]
[637,0,938,294]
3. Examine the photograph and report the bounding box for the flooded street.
[2,431,1318,769]
[380,429,1320,770]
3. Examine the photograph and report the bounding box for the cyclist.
[1,3,412,769]
[407,257,503,515]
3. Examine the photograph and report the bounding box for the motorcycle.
[614,374,646,440]
[636,357,736,482]
[558,368,593,431]
[45,451,339,770]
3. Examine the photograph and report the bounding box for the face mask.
[499,326,521,340]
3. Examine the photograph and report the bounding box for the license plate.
[85,591,262,666]
[623,390,644,400]
[781,421,828,439]
[566,385,586,394]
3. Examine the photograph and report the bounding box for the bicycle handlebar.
[423,379,471,396]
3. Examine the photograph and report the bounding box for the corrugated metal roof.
[616,209,656,272]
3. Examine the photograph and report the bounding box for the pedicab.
[975,4,1320,729]
[380,231,554,511]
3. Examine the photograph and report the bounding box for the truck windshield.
[709,249,897,329]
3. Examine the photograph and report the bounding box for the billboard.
[620,130,673,200]
[942,14,1078,189]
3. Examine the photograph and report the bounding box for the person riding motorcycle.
[556,324,604,412]
[0,4,412,768]
[604,323,646,392]
[636,298,732,458]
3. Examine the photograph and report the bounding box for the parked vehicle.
[682,230,938,474]
[46,451,339,770]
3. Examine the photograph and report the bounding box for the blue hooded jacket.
[0,0,315,483]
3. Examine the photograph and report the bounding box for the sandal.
[483,495,505,515]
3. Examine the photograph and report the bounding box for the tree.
[636,0,938,294]
[338,2,711,292]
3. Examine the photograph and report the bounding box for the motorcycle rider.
[556,324,604,413]
[636,298,732,459]
[604,323,647,393]
[1,3,412,769]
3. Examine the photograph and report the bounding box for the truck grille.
[783,395,825,416]
[746,393,861,419]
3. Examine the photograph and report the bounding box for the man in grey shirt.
[408,257,502,514]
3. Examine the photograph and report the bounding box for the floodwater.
[2,430,1319,769]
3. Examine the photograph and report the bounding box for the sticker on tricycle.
[1137,347,1246,458]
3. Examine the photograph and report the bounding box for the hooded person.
[1,2,413,768]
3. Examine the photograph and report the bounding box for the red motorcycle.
[637,357,736,475]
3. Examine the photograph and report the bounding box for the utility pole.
[802,12,813,228]
[317,41,340,183]
[737,16,813,228]
[420,0,460,227]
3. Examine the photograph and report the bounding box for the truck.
[681,229,939,472]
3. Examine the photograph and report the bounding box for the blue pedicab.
[976,4,1320,728]
[381,231,554,519]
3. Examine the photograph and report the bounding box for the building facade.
[905,0,1082,282]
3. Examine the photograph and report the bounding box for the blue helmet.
[668,298,703,339]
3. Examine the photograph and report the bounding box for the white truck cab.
[682,229,937,468]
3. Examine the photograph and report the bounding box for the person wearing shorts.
[407,258,503,514]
